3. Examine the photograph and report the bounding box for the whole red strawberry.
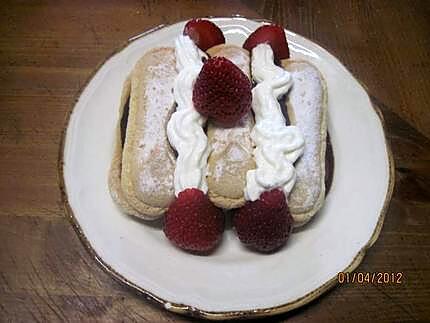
[193,57,252,127]
[243,24,290,61]
[164,188,224,253]
[234,189,293,253]
[183,19,225,51]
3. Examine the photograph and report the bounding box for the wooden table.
[1,1,429,321]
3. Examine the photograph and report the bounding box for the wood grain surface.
[0,0,429,321]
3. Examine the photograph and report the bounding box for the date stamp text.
[338,272,403,285]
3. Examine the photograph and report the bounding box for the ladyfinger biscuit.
[108,77,143,217]
[206,45,255,209]
[282,60,328,226]
[120,47,177,219]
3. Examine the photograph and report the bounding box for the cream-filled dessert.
[109,19,331,254]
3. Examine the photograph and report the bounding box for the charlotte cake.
[109,19,332,253]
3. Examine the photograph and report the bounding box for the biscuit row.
[109,44,328,226]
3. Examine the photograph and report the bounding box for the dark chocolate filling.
[325,133,334,195]
[120,96,131,148]
[279,94,291,125]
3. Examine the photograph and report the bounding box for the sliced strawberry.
[233,189,293,253]
[243,24,290,60]
[164,188,224,253]
[193,56,252,127]
[183,19,225,51]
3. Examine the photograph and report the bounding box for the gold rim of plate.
[57,16,395,320]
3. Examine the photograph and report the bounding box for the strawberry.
[243,24,290,61]
[183,19,225,51]
[193,57,252,126]
[164,188,224,253]
[233,189,293,253]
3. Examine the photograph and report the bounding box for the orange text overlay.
[338,272,403,285]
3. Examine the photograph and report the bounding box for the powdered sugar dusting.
[140,161,174,194]
[209,114,254,182]
[229,144,248,161]
[212,144,252,181]
[136,59,176,196]
[210,114,253,153]
[139,64,175,159]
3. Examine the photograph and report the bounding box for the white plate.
[61,17,394,319]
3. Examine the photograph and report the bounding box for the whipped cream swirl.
[167,35,210,196]
[244,44,305,201]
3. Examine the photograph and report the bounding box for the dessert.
[109,19,332,253]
